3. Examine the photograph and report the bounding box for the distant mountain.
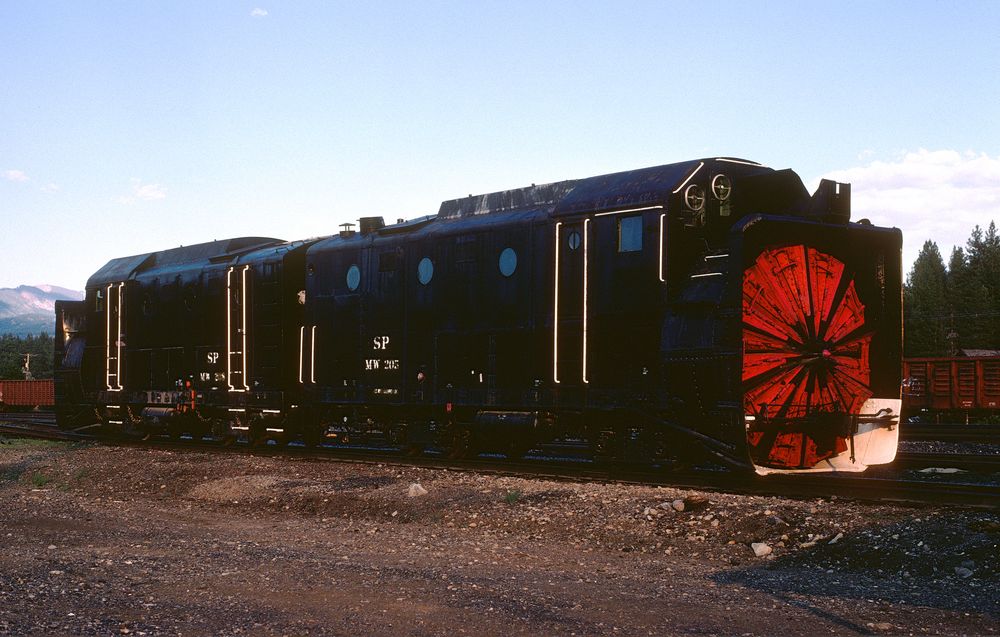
[0,285,85,337]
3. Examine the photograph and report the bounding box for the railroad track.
[0,418,92,442]
[893,451,1000,474]
[11,413,997,447]
[900,423,1000,443]
[3,418,998,509]
[0,411,55,425]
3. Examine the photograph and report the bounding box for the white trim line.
[671,162,705,194]
[593,204,663,218]
[716,158,764,167]
[553,222,561,384]
[116,283,123,390]
[658,213,666,282]
[298,326,305,384]
[241,265,249,391]
[105,283,112,390]
[582,218,590,384]
[691,272,724,278]
[226,267,234,391]
[310,325,317,383]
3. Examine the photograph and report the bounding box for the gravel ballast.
[1,439,997,635]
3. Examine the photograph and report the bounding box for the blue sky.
[2,1,999,290]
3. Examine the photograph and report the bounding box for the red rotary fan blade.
[742,246,873,468]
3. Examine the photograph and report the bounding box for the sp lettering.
[206,351,220,365]
[372,336,390,350]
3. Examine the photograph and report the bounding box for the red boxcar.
[903,357,1000,416]
[0,379,55,409]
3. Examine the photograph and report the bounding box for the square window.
[618,215,642,252]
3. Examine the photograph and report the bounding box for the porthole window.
[346,264,361,291]
[567,231,581,251]
[498,247,517,277]
[417,257,434,285]
[618,215,642,253]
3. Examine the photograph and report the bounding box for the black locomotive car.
[55,157,903,473]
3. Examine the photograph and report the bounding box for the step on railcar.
[54,158,903,473]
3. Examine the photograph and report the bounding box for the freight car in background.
[0,379,54,410]
[54,157,904,474]
[903,355,1000,423]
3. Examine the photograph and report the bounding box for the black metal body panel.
[56,157,903,469]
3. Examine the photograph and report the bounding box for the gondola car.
[55,157,904,474]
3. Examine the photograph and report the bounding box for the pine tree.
[961,224,998,349]
[977,222,1000,347]
[946,246,976,352]
[904,241,949,355]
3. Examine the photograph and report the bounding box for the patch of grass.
[504,489,522,505]
[30,471,52,488]
[1,467,24,482]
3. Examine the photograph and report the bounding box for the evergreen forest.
[0,333,54,380]
[905,221,1000,357]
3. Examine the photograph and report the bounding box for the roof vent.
[339,222,356,239]
[359,216,385,235]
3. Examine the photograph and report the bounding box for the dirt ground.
[0,438,997,636]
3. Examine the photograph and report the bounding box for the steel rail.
[900,424,1000,443]
[0,412,56,425]
[892,451,1000,474]
[0,421,92,442]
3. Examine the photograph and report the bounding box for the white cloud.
[250,8,268,17]
[119,179,167,205]
[4,169,29,182]
[40,182,60,193]
[818,150,1000,272]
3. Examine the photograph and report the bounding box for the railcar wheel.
[448,426,473,459]
[404,443,424,457]
[247,424,266,447]
[506,442,533,460]
[302,425,322,449]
